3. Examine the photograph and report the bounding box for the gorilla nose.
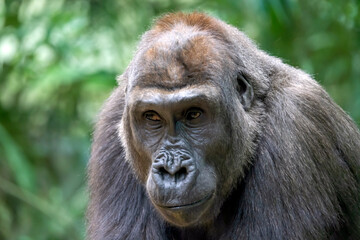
[152,151,195,185]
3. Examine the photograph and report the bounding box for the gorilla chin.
[153,193,215,227]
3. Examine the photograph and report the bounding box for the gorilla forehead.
[127,83,222,111]
[131,26,230,90]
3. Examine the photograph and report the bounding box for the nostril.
[158,167,167,175]
[175,167,187,182]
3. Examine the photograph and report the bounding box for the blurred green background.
[0,0,359,239]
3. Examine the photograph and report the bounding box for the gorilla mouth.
[159,193,213,210]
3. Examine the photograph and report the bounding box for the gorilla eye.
[185,109,202,121]
[144,111,161,121]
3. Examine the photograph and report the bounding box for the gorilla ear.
[236,73,253,110]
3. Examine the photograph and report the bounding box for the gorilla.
[87,12,360,239]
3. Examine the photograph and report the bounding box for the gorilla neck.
[166,179,245,239]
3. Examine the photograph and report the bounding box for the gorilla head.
[119,20,257,226]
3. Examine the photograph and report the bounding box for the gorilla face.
[119,29,253,226]
[126,84,229,226]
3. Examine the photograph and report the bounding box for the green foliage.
[0,0,359,239]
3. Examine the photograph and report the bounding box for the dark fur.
[87,12,360,239]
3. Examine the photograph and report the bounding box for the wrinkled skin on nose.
[152,150,196,187]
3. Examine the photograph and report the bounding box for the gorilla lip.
[158,193,213,210]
